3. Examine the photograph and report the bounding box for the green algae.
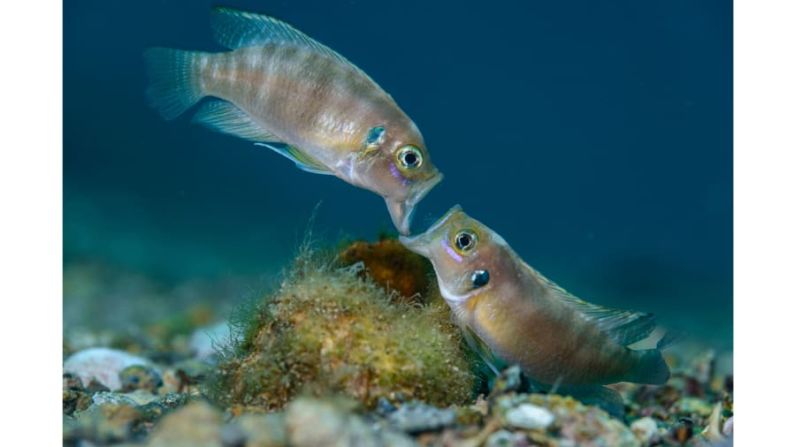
[207,247,476,410]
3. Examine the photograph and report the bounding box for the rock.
[189,321,236,361]
[491,365,524,396]
[64,347,151,391]
[211,260,474,410]
[66,401,143,444]
[63,373,92,415]
[722,416,733,437]
[669,418,694,444]
[92,391,148,407]
[120,364,163,392]
[387,401,457,434]
[285,397,416,447]
[146,401,223,447]
[504,394,640,447]
[221,413,287,447]
[674,397,713,417]
[485,429,529,447]
[504,403,555,430]
[630,417,659,444]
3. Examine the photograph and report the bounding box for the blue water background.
[64,0,732,346]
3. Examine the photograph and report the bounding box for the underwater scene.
[64,1,732,446]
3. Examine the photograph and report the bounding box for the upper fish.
[145,7,443,234]
[400,206,671,416]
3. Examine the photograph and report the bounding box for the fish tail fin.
[144,48,206,120]
[627,348,671,385]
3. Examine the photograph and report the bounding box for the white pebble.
[64,347,150,390]
[631,416,659,443]
[722,416,733,437]
[504,403,555,430]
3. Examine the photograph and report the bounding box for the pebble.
[722,416,733,437]
[286,397,416,447]
[630,417,658,444]
[64,347,151,391]
[221,413,287,447]
[387,401,457,433]
[504,403,555,430]
[119,364,163,392]
[675,397,713,417]
[486,429,529,447]
[491,365,524,395]
[146,401,223,447]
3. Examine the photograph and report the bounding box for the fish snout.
[398,232,433,257]
[385,171,444,235]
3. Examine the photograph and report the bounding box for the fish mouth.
[398,232,432,256]
[399,203,462,256]
[386,172,444,235]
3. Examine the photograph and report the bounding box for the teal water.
[64,0,732,346]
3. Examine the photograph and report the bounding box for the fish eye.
[397,145,423,169]
[455,230,477,252]
[471,269,490,288]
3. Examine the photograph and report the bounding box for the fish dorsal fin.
[254,143,333,175]
[210,7,349,65]
[192,99,280,142]
[524,262,657,346]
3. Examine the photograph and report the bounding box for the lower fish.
[400,206,671,415]
[145,7,443,234]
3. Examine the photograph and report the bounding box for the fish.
[400,206,672,416]
[144,7,443,234]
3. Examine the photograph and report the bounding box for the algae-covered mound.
[209,249,475,411]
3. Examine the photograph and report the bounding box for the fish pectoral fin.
[254,143,333,175]
[461,325,507,375]
[210,7,374,82]
[192,99,280,142]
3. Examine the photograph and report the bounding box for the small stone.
[387,401,456,433]
[630,417,659,444]
[120,364,163,392]
[376,397,398,416]
[285,397,415,447]
[492,365,524,395]
[486,429,529,447]
[64,347,151,391]
[146,401,223,447]
[722,416,733,437]
[504,403,554,430]
[671,418,694,444]
[222,413,287,447]
[64,373,84,390]
[67,402,143,444]
[675,397,713,417]
[92,391,140,407]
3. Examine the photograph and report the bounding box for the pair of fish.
[147,7,670,415]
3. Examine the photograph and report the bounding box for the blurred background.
[64,0,731,347]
